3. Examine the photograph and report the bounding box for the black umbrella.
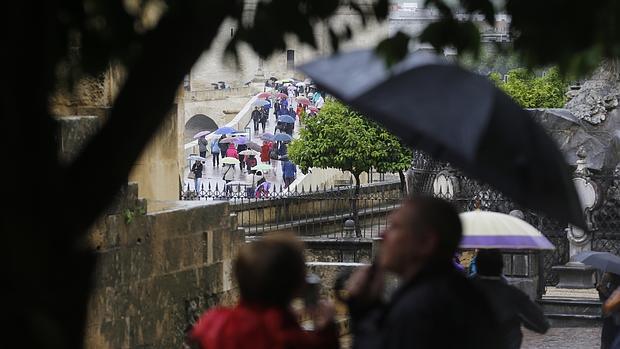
[299,50,585,228]
[572,251,620,275]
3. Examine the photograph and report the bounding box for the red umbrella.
[257,92,272,99]
[297,97,310,105]
[275,93,288,99]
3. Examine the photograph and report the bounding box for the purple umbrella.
[193,130,211,139]
[214,126,238,135]
[234,136,248,145]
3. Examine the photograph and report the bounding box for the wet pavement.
[522,326,600,349]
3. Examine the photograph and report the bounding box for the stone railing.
[184,86,253,102]
[230,181,403,237]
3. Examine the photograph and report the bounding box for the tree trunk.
[353,173,361,237]
[398,170,406,195]
[3,2,227,348]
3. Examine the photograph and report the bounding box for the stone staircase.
[539,287,602,327]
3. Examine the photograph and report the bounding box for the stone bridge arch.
[184,114,218,142]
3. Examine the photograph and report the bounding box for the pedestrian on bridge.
[198,135,208,158]
[191,160,204,194]
[252,106,261,132]
[226,143,239,169]
[218,135,228,165]
[261,141,272,164]
[210,139,221,167]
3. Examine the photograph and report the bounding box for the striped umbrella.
[459,211,554,250]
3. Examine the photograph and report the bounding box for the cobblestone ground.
[341,327,602,349]
[522,327,600,349]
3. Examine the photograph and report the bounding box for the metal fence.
[181,150,620,295]
[408,150,569,290]
[180,181,405,239]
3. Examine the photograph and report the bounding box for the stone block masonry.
[84,198,244,348]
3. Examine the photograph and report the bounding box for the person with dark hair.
[252,106,261,132]
[218,135,228,166]
[188,234,338,349]
[345,197,500,349]
[470,249,549,349]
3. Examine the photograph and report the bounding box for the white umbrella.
[187,155,207,162]
[459,211,554,250]
[239,149,260,156]
[221,157,240,165]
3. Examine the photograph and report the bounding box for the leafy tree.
[380,0,620,77]
[288,100,412,235]
[490,67,567,108]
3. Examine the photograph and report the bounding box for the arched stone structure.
[184,114,218,142]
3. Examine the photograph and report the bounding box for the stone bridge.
[182,86,258,142]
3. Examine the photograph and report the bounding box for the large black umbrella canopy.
[299,50,585,229]
[572,251,620,275]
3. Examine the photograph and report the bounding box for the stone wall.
[84,195,244,348]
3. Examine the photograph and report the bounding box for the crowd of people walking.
[188,78,325,197]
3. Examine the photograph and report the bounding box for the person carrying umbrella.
[226,143,239,169]
[222,164,236,194]
[210,138,221,167]
[246,155,258,175]
[314,93,324,110]
[282,160,297,188]
[252,106,261,132]
[260,108,268,133]
[218,135,228,165]
[261,141,272,164]
[198,135,208,158]
[237,142,248,171]
[469,249,549,349]
[278,142,287,159]
[191,160,204,194]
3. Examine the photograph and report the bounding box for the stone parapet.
[85,200,244,348]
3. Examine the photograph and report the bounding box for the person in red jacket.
[188,234,339,349]
[260,141,272,164]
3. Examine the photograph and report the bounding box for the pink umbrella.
[297,97,310,105]
[193,130,211,139]
[275,93,288,99]
[257,92,272,99]
[308,106,319,113]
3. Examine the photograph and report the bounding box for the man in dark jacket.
[345,197,500,349]
[252,107,261,132]
[470,249,549,349]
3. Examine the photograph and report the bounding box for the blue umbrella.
[278,115,295,124]
[253,99,270,107]
[274,133,292,142]
[572,251,620,275]
[214,126,238,135]
[261,133,275,141]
